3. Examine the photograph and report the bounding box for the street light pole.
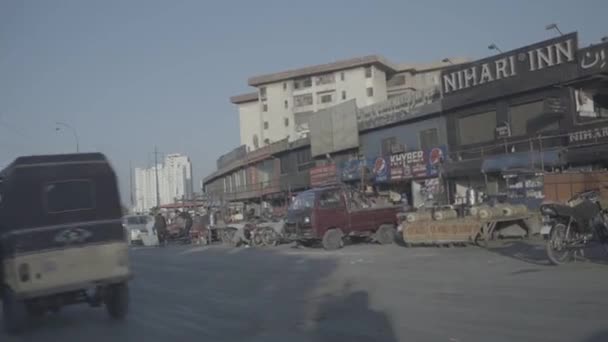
[55,121,80,152]
[545,23,564,36]
[488,43,503,54]
[441,58,454,65]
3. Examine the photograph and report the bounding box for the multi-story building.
[134,153,193,212]
[231,55,468,152]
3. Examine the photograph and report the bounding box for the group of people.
[151,210,194,245]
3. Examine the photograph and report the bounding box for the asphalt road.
[2,241,608,342]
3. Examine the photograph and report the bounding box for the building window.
[315,73,335,85]
[294,77,312,90]
[264,138,270,145]
[509,100,546,136]
[458,110,497,145]
[340,72,345,81]
[342,91,346,100]
[419,128,439,150]
[283,82,287,90]
[319,189,343,208]
[365,66,373,78]
[262,103,268,112]
[284,117,289,127]
[296,148,313,171]
[387,74,406,87]
[284,100,288,109]
[294,93,313,107]
[319,93,333,104]
[264,121,269,129]
[576,89,608,121]
[381,137,397,156]
[259,87,267,99]
[280,154,294,174]
[366,87,374,97]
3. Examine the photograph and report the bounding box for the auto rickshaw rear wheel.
[105,282,129,319]
[2,287,27,334]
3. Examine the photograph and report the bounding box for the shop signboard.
[389,146,446,181]
[578,41,608,77]
[357,87,442,131]
[390,150,425,180]
[495,122,511,139]
[568,126,608,144]
[310,164,337,187]
[441,33,578,109]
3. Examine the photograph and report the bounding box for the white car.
[123,215,158,246]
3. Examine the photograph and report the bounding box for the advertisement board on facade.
[578,41,607,77]
[441,33,578,109]
[389,146,446,181]
[310,164,338,187]
[340,157,391,183]
[372,157,390,182]
[357,87,442,131]
[569,126,608,144]
[340,159,370,182]
[310,100,359,158]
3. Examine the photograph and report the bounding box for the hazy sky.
[1,0,606,204]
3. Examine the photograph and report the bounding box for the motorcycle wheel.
[594,227,608,257]
[546,223,572,265]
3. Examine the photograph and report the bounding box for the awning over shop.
[481,149,565,173]
[565,144,608,165]
[442,159,483,178]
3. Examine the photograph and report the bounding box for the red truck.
[283,185,402,250]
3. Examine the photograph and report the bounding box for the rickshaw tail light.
[18,263,30,282]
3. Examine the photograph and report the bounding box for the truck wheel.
[322,229,344,250]
[105,282,129,320]
[2,287,27,334]
[375,224,396,245]
[262,228,278,246]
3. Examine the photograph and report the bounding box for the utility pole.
[154,146,161,209]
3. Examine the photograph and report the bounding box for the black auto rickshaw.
[0,153,131,333]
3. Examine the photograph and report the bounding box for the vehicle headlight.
[303,216,310,224]
[540,206,556,216]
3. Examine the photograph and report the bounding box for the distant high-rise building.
[134,153,193,213]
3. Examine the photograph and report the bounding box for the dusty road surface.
[2,241,608,342]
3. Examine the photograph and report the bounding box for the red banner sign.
[310,164,337,187]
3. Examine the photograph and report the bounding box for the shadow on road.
[485,239,608,267]
[2,246,398,342]
[311,285,398,342]
[485,239,552,266]
[584,330,608,342]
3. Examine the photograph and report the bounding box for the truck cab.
[284,185,402,250]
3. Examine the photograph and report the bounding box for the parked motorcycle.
[540,189,608,265]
